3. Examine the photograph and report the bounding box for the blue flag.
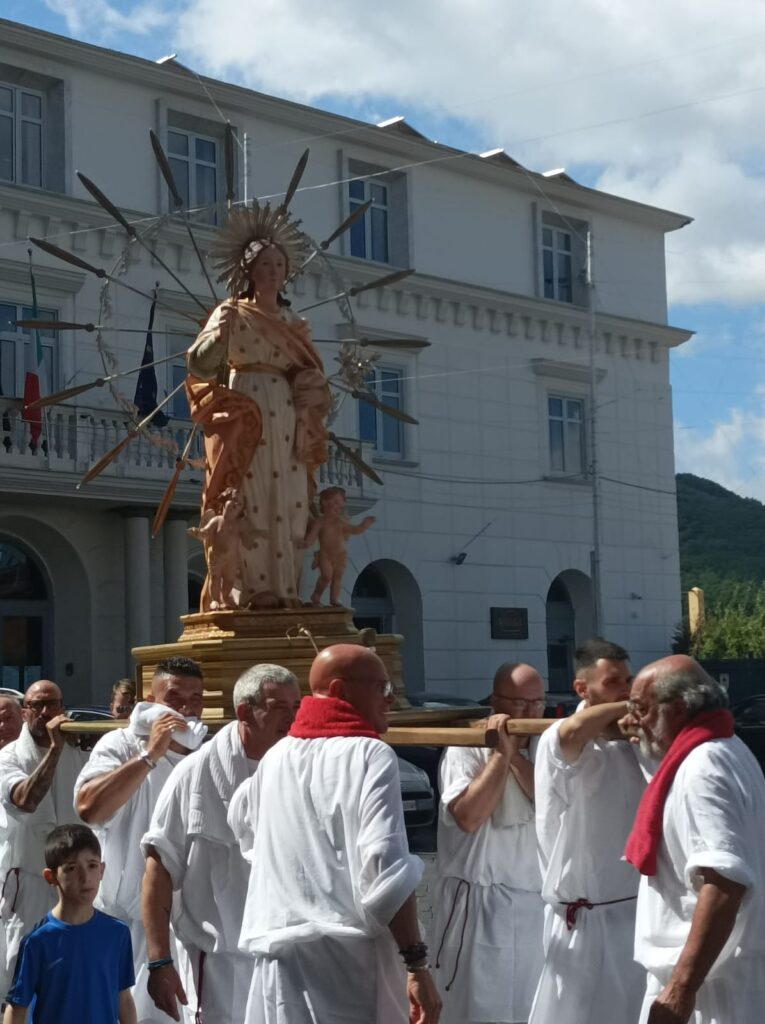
[133,292,168,426]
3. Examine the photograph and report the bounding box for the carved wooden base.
[131,606,410,713]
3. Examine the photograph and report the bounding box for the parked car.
[731,694,765,770]
[406,692,489,713]
[65,705,115,749]
[544,693,580,718]
[397,756,435,832]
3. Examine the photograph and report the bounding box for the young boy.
[3,824,136,1024]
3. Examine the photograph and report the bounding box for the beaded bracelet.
[406,963,431,974]
[398,942,428,966]
[147,957,173,971]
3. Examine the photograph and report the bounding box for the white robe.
[528,719,646,1024]
[432,744,544,1024]
[0,726,87,995]
[228,735,423,1024]
[74,725,185,1024]
[141,721,257,1024]
[635,736,765,1024]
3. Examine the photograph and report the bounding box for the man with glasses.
[528,638,646,1024]
[625,655,765,1024]
[140,664,301,1024]
[0,680,87,994]
[431,662,545,1024]
[229,643,441,1024]
[74,656,204,1024]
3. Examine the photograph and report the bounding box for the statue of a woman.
[186,205,331,611]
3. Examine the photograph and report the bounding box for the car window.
[736,698,765,724]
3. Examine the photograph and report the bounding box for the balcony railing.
[0,398,378,502]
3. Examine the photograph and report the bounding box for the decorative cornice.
[0,256,85,294]
[0,187,692,360]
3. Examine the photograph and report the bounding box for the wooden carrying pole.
[59,717,553,748]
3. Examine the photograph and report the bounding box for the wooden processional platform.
[125,604,551,748]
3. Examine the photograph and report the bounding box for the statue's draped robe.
[187,300,330,610]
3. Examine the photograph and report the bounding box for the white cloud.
[167,0,765,308]
[44,0,171,37]
[675,409,765,501]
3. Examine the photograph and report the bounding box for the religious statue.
[186,204,331,611]
[304,486,375,606]
[188,488,248,610]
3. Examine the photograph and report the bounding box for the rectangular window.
[349,177,390,263]
[358,367,403,456]
[0,82,44,187]
[542,226,573,303]
[0,301,57,399]
[167,128,218,224]
[548,395,584,475]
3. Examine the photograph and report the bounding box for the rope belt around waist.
[228,362,288,377]
[435,879,471,993]
[561,895,637,931]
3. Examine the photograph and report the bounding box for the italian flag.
[22,255,46,446]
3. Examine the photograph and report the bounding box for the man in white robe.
[627,654,765,1024]
[432,662,545,1024]
[528,638,647,1024]
[229,643,442,1024]
[140,663,301,1024]
[74,656,206,1024]
[0,679,87,995]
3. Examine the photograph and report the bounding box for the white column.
[124,513,151,670]
[163,516,189,640]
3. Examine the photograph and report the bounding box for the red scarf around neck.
[624,708,734,876]
[289,696,379,739]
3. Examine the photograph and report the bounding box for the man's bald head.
[628,654,727,759]
[22,680,64,743]
[309,644,393,733]
[490,663,545,718]
[25,680,62,704]
[309,645,384,695]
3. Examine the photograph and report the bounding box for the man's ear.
[42,867,57,887]
[573,678,588,701]
[234,703,250,724]
[327,679,345,700]
[99,863,105,881]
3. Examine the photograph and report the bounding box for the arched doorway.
[545,570,594,690]
[352,564,394,634]
[352,560,424,691]
[0,539,52,690]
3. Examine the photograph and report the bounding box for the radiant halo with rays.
[17,127,429,534]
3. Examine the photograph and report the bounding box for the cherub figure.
[188,488,246,610]
[304,486,375,606]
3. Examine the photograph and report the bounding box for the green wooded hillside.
[677,472,765,604]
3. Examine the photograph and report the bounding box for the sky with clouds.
[5,0,765,500]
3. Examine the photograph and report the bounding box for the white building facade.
[0,21,691,702]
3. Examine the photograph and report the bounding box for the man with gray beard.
[625,654,765,1024]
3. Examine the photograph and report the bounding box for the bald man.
[626,655,765,1024]
[431,663,545,1024]
[0,697,23,751]
[75,656,205,1024]
[0,680,87,993]
[229,644,441,1024]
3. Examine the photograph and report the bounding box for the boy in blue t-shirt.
[3,823,136,1024]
